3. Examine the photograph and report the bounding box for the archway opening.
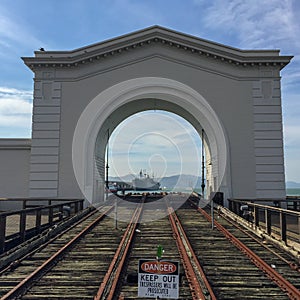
[102,110,206,198]
[92,99,218,204]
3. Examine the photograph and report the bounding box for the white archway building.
[72,77,228,202]
[14,26,292,203]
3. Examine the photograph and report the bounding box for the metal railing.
[0,199,84,254]
[286,196,300,211]
[228,199,300,245]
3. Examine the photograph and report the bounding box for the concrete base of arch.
[72,77,231,204]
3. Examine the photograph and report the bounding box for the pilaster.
[253,77,286,199]
[29,79,61,197]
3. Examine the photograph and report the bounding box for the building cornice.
[22,26,293,71]
[0,139,31,150]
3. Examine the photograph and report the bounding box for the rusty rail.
[167,201,216,300]
[191,200,300,300]
[94,198,144,300]
[0,206,96,276]
[0,205,114,300]
[218,207,300,272]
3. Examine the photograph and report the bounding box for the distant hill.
[159,174,202,189]
[109,174,202,189]
[109,175,300,190]
[109,174,135,183]
[286,181,300,188]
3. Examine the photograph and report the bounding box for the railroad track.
[182,200,300,299]
[0,195,299,299]
[96,194,213,299]
[118,196,194,299]
[105,194,216,299]
[0,203,126,299]
[116,197,300,299]
[0,195,213,299]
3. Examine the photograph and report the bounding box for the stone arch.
[72,77,231,203]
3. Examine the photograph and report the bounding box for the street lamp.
[201,129,205,196]
[105,129,109,190]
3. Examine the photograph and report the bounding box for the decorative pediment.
[22,26,292,70]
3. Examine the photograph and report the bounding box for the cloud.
[0,6,45,56]
[195,0,300,182]
[200,0,299,50]
[282,69,300,90]
[0,87,32,100]
[0,87,32,129]
[109,111,202,177]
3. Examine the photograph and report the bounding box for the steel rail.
[219,208,300,272]
[166,202,214,300]
[94,199,144,300]
[168,204,217,300]
[0,206,97,276]
[190,200,300,300]
[0,206,114,300]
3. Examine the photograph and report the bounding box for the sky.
[109,111,202,179]
[0,0,299,181]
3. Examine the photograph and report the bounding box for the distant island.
[109,174,300,191]
[109,174,205,191]
[286,181,300,188]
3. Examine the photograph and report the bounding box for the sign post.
[138,259,179,299]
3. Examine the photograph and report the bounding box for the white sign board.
[138,259,179,299]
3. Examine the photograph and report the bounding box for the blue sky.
[0,0,299,181]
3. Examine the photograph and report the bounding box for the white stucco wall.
[0,139,30,199]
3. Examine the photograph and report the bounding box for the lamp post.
[105,129,109,190]
[201,129,205,196]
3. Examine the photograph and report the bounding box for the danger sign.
[138,259,179,299]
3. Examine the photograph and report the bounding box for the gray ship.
[132,170,160,191]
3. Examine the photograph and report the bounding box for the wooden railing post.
[280,211,287,243]
[228,199,233,211]
[19,211,26,242]
[265,209,272,235]
[0,215,6,253]
[75,201,79,213]
[36,209,42,233]
[59,205,64,221]
[298,215,300,243]
[293,201,297,211]
[254,206,259,228]
[48,207,53,226]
